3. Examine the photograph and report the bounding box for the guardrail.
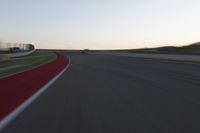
[0,49,36,59]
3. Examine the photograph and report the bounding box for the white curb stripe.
[0,57,70,131]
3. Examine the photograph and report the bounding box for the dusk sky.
[0,0,200,49]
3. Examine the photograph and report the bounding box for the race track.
[2,52,200,133]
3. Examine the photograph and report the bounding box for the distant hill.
[111,42,200,55]
[177,42,200,54]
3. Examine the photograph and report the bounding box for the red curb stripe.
[0,53,69,121]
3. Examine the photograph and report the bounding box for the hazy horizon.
[0,0,200,50]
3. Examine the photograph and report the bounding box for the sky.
[0,0,200,50]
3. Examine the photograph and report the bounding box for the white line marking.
[0,57,70,131]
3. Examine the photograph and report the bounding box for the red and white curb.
[0,58,70,131]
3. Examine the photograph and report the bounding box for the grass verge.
[0,52,56,78]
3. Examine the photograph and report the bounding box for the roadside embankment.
[91,52,200,62]
[0,51,56,78]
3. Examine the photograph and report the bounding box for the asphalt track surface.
[2,52,200,133]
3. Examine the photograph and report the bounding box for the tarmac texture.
[2,52,200,133]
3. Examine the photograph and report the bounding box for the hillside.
[111,42,200,55]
